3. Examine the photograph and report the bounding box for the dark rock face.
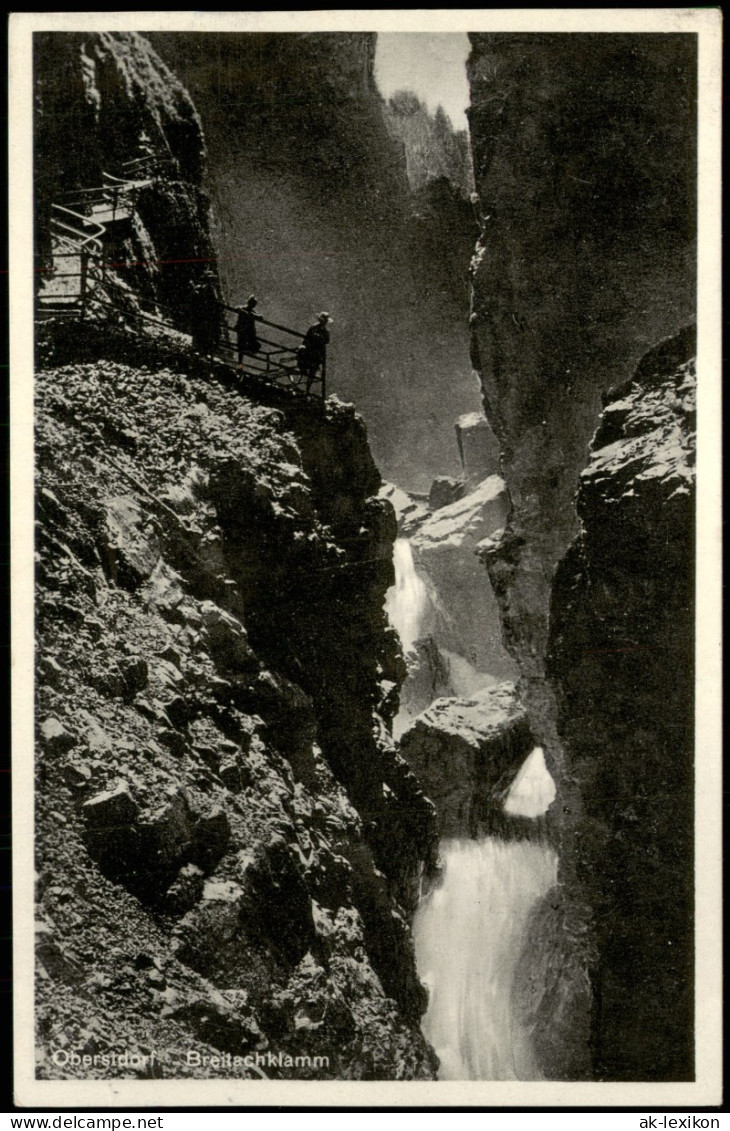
[428,477,465,512]
[455,412,500,488]
[383,90,473,197]
[546,328,696,1080]
[467,32,696,744]
[34,33,439,1076]
[205,398,439,924]
[147,32,482,491]
[382,474,517,740]
[34,32,218,319]
[35,359,438,1080]
[409,476,515,682]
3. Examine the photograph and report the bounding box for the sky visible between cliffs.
[375,33,471,129]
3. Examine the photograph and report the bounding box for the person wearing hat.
[189,267,220,359]
[236,294,261,370]
[297,312,332,395]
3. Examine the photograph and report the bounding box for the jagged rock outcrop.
[383,90,473,197]
[541,327,696,1081]
[427,477,465,512]
[35,356,438,1073]
[147,32,482,491]
[399,684,533,838]
[381,473,517,738]
[34,32,219,322]
[455,412,500,488]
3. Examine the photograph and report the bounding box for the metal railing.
[37,174,327,397]
[59,175,143,225]
[51,204,104,256]
[217,303,326,396]
[117,154,177,180]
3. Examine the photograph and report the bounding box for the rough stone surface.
[382,472,517,740]
[35,354,438,1079]
[409,476,516,684]
[40,717,77,755]
[34,32,218,323]
[466,31,696,757]
[543,329,696,1081]
[399,683,533,837]
[412,474,508,553]
[82,783,139,828]
[428,477,465,512]
[455,412,500,487]
[34,33,441,1074]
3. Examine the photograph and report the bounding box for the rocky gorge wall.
[381,426,517,739]
[546,327,696,1080]
[34,33,439,1081]
[148,32,482,491]
[467,32,696,728]
[399,684,534,840]
[383,90,473,197]
[34,26,700,1086]
[466,34,697,1080]
[35,335,438,1081]
[34,32,218,322]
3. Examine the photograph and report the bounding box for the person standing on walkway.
[236,294,261,369]
[190,268,220,359]
[297,312,332,395]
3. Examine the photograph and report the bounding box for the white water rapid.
[387,533,560,1079]
[385,538,428,652]
[414,836,557,1080]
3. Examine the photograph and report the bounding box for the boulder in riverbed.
[399,682,533,837]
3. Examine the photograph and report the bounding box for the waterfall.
[385,538,428,652]
[414,837,557,1080]
[388,531,561,1079]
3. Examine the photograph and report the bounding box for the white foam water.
[385,537,429,652]
[414,836,558,1079]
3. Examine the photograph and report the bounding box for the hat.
[246,294,258,307]
[316,312,333,323]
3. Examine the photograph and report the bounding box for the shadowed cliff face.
[35,350,439,1078]
[546,327,695,1081]
[399,683,534,839]
[34,32,440,1080]
[148,32,482,492]
[467,32,696,708]
[34,31,206,188]
[384,90,474,197]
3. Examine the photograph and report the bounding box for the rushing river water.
[387,533,559,1079]
[385,538,428,652]
[414,836,557,1080]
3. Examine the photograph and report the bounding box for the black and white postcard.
[9,8,722,1110]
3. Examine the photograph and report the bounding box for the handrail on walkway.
[39,168,328,399]
[51,204,105,253]
[220,300,305,342]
